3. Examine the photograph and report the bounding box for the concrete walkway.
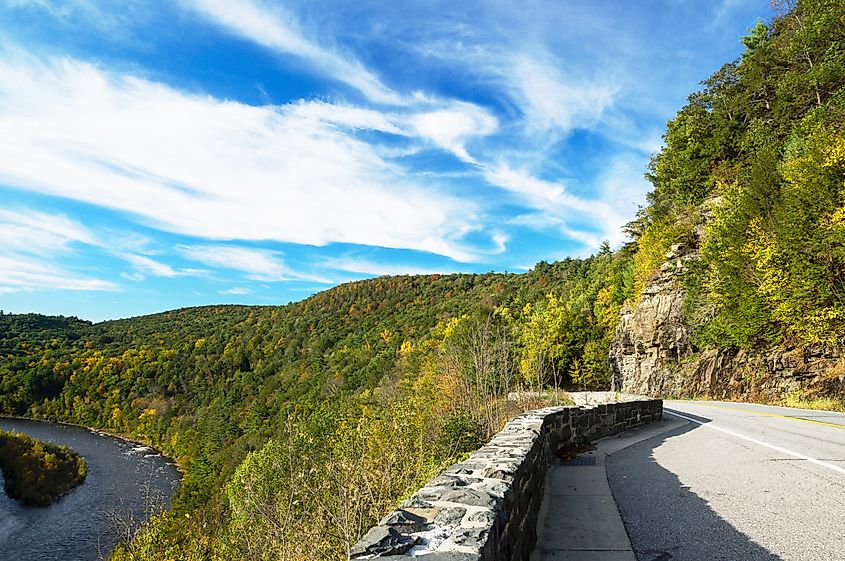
[531,417,685,561]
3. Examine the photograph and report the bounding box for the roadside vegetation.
[627,0,844,411]
[0,429,87,506]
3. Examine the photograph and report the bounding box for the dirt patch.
[556,441,596,461]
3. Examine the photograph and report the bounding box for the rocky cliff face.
[610,243,694,396]
[610,243,844,402]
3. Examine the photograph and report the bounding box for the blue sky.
[0,0,773,321]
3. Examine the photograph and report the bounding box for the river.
[0,418,180,561]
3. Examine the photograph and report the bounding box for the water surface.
[0,418,180,561]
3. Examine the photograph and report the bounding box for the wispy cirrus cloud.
[0,209,117,292]
[0,208,98,254]
[508,55,617,137]
[483,162,640,247]
[0,51,488,262]
[179,244,303,282]
[120,253,206,279]
[286,97,499,166]
[320,256,458,277]
[5,0,134,31]
[0,256,118,292]
[219,287,251,295]
[184,0,403,104]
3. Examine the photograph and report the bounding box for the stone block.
[433,506,467,529]
[349,526,419,558]
[452,525,490,549]
[374,554,481,561]
[379,510,430,532]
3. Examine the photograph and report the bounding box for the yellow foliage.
[820,134,845,168]
[743,216,845,344]
[632,210,694,299]
[593,284,620,330]
[399,340,413,355]
[441,315,466,339]
[831,206,845,229]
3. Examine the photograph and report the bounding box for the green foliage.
[638,0,845,351]
[741,20,769,61]
[517,249,631,391]
[646,101,730,210]
[768,125,845,343]
[0,429,87,506]
[519,295,581,388]
[437,412,484,459]
[574,338,612,390]
[631,212,695,299]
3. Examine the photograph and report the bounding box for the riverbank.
[0,414,184,476]
[0,417,181,561]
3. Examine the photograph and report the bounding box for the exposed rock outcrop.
[610,242,845,402]
[610,243,694,396]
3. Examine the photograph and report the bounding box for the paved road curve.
[606,400,845,561]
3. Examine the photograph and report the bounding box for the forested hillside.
[0,251,632,560]
[630,0,845,350]
[610,0,845,405]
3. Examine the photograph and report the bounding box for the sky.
[0,0,774,321]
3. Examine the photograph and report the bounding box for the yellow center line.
[673,401,845,430]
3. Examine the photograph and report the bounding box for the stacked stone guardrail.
[350,394,662,561]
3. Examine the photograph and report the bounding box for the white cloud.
[219,287,251,295]
[0,255,117,292]
[509,55,616,136]
[393,17,618,140]
[5,0,126,30]
[484,164,597,214]
[184,0,403,105]
[120,254,180,277]
[408,101,498,163]
[120,253,206,278]
[0,208,117,291]
[289,97,498,164]
[491,232,508,254]
[0,52,483,262]
[179,245,293,281]
[484,163,636,248]
[0,208,98,254]
[593,155,653,245]
[286,100,403,134]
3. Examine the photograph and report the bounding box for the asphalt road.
[606,400,845,561]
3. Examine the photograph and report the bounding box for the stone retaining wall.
[350,396,662,561]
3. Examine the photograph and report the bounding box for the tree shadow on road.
[606,419,785,561]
